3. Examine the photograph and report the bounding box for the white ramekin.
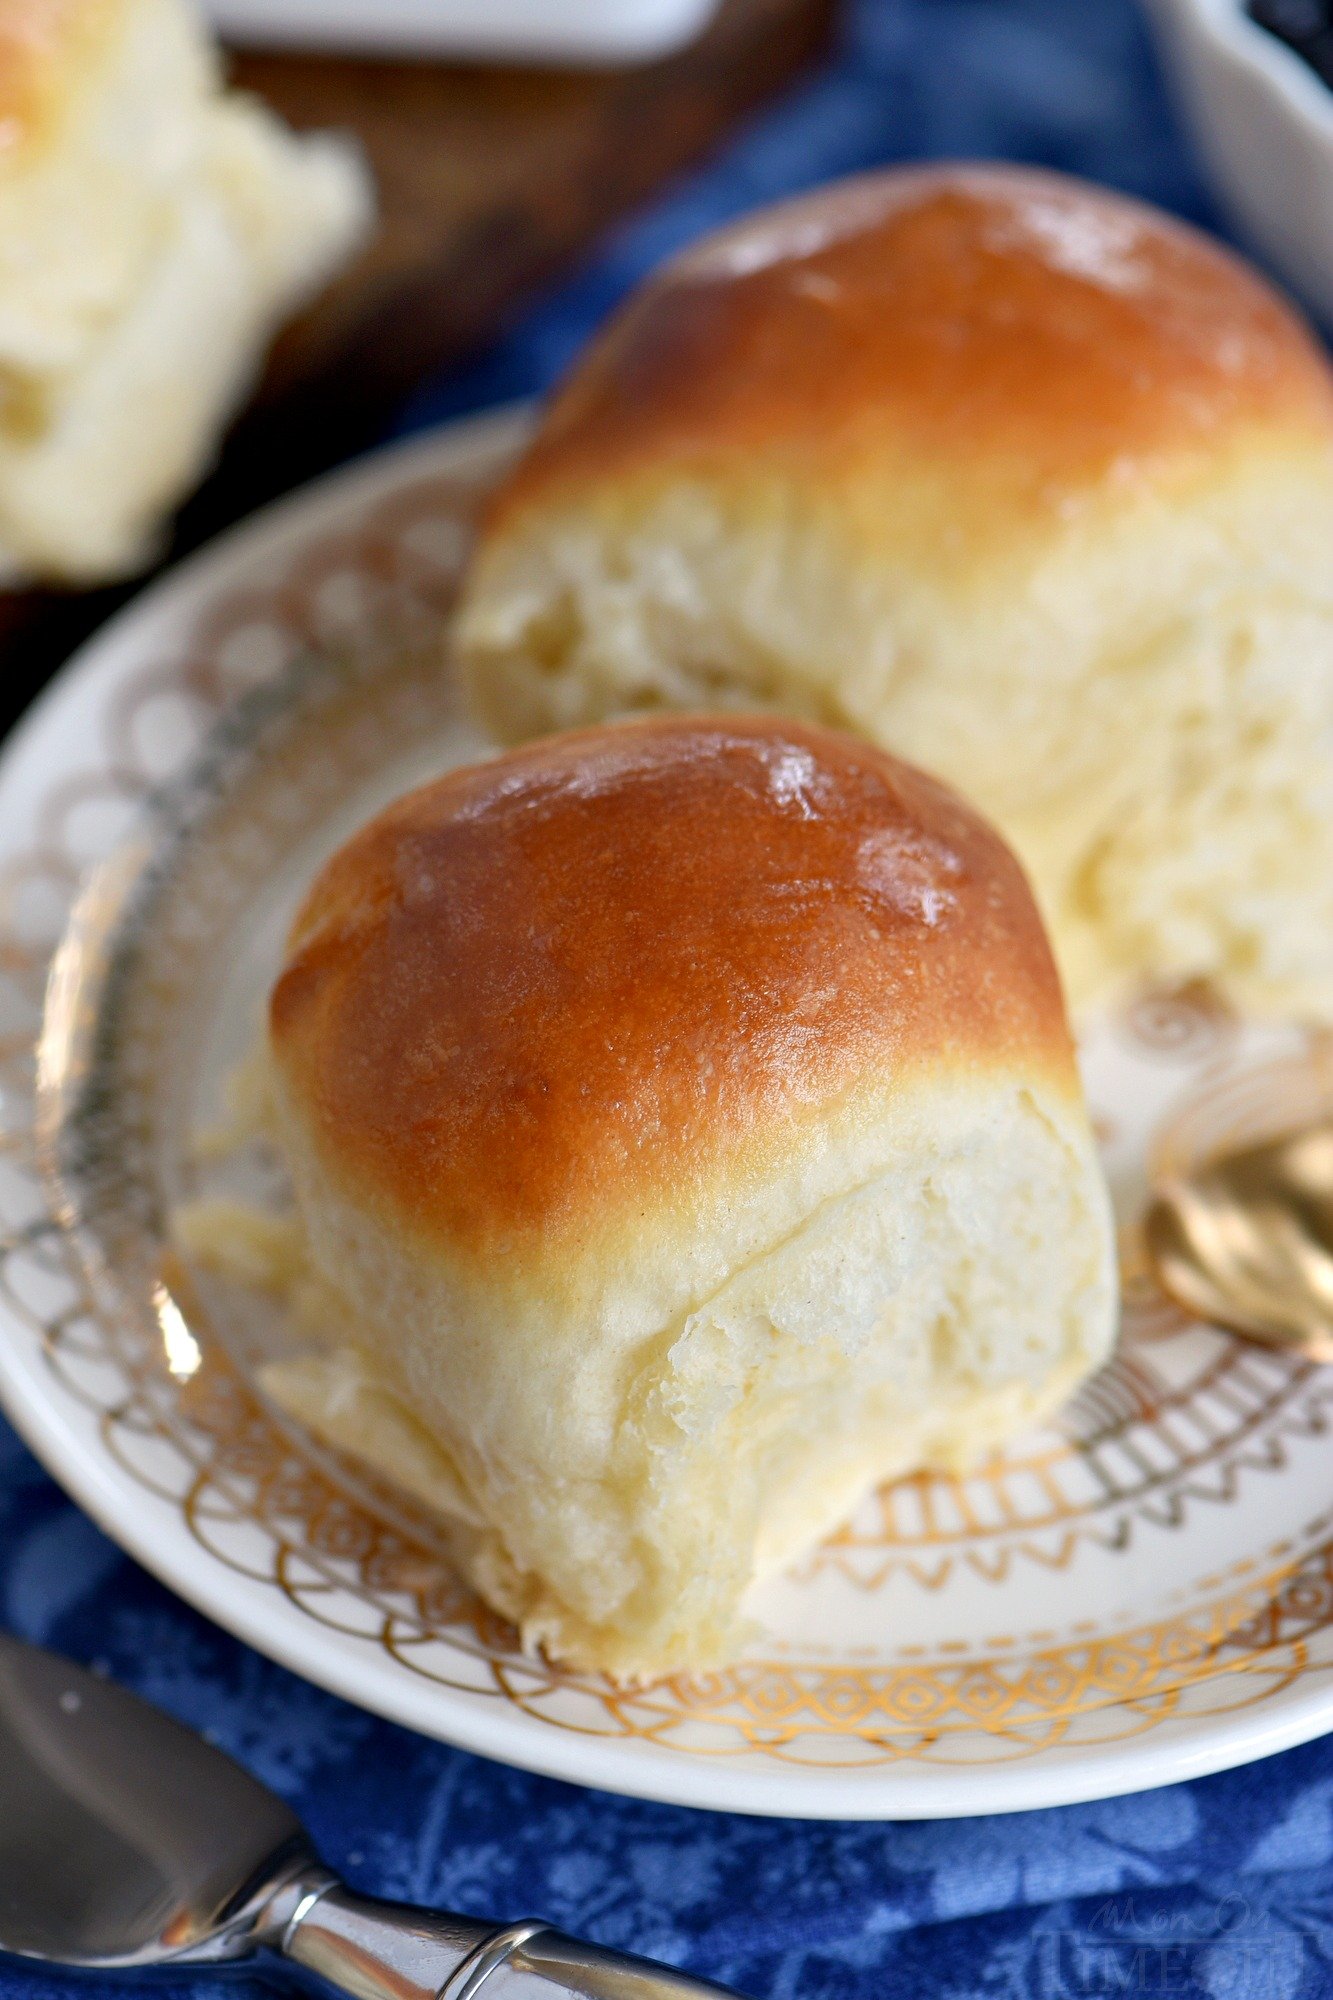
[1145,0,1333,322]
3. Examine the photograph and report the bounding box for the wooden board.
[236,0,836,443]
[0,0,835,737]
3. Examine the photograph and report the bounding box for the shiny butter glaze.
[270,716,1074,1254]
[489,165,1333,529]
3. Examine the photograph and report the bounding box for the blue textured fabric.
[7,3,1333,1996]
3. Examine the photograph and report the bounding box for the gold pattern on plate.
[4,421,1333,1771]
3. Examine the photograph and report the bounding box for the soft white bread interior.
[252,715,1115,1681]
[0,0,371,582]
[454,165,1333,1018]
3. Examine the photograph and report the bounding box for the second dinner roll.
[0,0,370,583]
[455,165,1333,1016]
[266,715,1115,1680]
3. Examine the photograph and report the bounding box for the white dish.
[1146,0,1333,322]
[4,409,1333,1819]
[205,0,720,62]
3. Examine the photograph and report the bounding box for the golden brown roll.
[454,164,1333,1016]
[0,0,370,583]
[257,715,1115,1681]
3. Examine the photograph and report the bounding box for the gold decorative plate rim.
[3,408,1333,1818]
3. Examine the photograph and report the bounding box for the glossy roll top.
[270,715,1078,1267]
[482,162,1333,547]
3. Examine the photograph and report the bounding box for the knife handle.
[273,1873,746,2000]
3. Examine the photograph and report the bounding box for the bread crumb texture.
[0,0,371,582]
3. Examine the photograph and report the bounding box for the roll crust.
[271,715,1076,1262]
[486,164,1333,544]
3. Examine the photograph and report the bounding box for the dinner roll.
[0,0,370,583]
[455,165,1333,1017]
[264,715,1115,1681]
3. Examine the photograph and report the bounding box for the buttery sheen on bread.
[0,0,370,582]
[455,165,1333,1018]
[262,715,1115,1680]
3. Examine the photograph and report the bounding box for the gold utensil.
[1145,1124,1333,1360]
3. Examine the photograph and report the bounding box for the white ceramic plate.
[4,409,1333,1820]
[206,0,719,62]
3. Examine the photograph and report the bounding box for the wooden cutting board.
[0,0,835,736]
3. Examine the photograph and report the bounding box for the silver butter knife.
[0,1632,746,1999]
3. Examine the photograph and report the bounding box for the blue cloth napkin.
[7,3,1333,1996]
